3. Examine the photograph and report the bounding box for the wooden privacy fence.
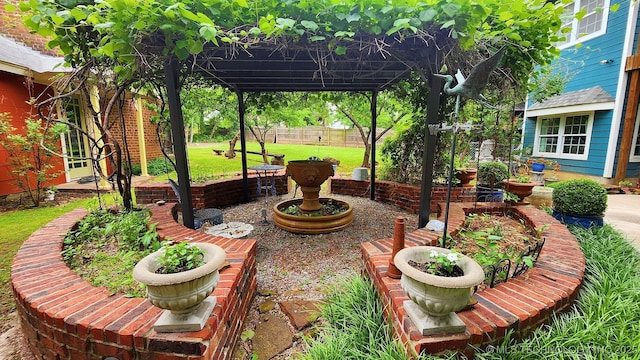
[245,126,395,147]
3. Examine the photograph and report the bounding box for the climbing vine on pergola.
[17,0,565,222]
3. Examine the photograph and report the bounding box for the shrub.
[477,161,509,188]
[129,163,142,176]
[552,179,607,216]
[147,157,174,176]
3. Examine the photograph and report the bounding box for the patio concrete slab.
[604,194,640,252]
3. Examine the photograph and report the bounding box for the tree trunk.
[226,131,240,159]
[260,143,269,164]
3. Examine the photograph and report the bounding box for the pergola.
[163,35,452,229]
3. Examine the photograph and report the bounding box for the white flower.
[446,253,459,262]
[429,250,439,258]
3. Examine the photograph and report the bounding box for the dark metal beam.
[165,59,195,229]
[418,76,443,228]
[370,90,377,201]
[237,90,250,202]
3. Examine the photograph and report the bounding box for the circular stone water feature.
[273,160,354,234]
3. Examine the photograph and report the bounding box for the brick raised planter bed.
[11,202,256,359]
[330,178,476,214]
[134,173,288,209]
[13,175,583,359]
[361,202,585,357]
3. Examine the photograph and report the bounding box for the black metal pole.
[370,90,377,201]
[164,59,194,228]
[237,90,250,202]
[418,76,443,228]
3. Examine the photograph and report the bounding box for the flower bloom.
[447,253,459,262]
[429,250,439,258]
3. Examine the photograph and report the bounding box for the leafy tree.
[329,91,412,168]
[244,92,313,163]
[181,82,238,143]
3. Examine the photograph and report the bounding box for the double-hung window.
[630,112,640,161]
[534,113,592,160]
[557,0,609,48]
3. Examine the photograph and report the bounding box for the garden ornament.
[432,47,505,249]
[433,47,506,101]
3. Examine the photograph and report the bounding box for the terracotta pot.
[502,179,537,202]
[133,243,226,314]
[455,168,477,186]
[394,246,484,335]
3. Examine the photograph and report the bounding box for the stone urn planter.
[502,179,538,202]
[133,242,226,332]
[455,169,477,187]
[394,246,484,335]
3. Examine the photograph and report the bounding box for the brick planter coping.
[11,202,256,359]
[361,202,585,357]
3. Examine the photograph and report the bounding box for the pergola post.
[418,76,443,228]
[370,90,378,200]
[165,59,195,229]
[615,52,640,182]
[237,90,250,202]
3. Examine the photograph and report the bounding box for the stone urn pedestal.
[394,246,484,335]
[133,243,226,332]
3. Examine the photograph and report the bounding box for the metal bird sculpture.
[434,47,506,100]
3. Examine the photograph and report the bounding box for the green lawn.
[0,198,93,332]
[153,142,373,182]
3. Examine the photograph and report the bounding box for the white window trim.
[557,0,610,50]
[630,108,640,162]
[533,112,594,160]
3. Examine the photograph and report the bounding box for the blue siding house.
[523,0,640,184]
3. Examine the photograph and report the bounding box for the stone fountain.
[273,159,353,234]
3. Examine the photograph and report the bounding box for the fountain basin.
[273,198,353,234]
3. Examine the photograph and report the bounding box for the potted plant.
[393,246,485,335]
[476,161,509,202]
[552,179,608,228]
[46,186,58,201]
[454,156,477,187]
[619,180,633,194]
[502,175,538,202]
[133,241,226,332]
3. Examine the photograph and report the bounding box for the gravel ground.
[215,193,419,359]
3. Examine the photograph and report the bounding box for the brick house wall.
[0,72,66,195]
[0,1,163,196]
[0,1,55,55]
[104,93,165,167]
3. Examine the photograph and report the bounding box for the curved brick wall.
[361,202,585,357]
[329,178,476,214]
[11,203,256,359]
[134,173,288,209]
[13,175,583,359]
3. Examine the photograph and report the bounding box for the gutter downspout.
[604,1,639,178]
